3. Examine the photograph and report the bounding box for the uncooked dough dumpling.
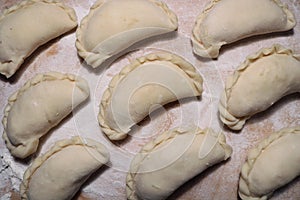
[192,0,296,58]
[219,45,300,130]
[239,127,300,199]
[20,137,110,200]
[2,72,90,158]
[98,52,203,140]
[76,0,178,68]
[0,0,77,78]
[127,127,232,200]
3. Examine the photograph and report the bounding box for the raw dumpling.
[239,127,300,199]
[76,0,178,68]
[191,0,296,58]
[98,52,203,140]
[0,0,77,78]
[2,72,90,159]
[127,127,232,200]
[219,45,300,130]
[20,136,109,200]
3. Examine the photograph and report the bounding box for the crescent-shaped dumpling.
[219,45,300,130]
[20,137,109,200]
[0,0,77,78]
[239,127,300,199]
[98,52,203,140]
[76,0,178,68]
[191,0,296,58]
[126,127,232,200]
[2,72,90,159]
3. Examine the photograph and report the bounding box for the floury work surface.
[0,0,300,199]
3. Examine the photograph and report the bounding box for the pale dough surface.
[219,45,300,130]
[76,0,178,68]
[0,0,299,199]
[99,52,203,141]
[2,72,90,158]
[127,127,232,200]
[192,0,296,58]
[0,0,77,78]
[20,137,109,200]
[239,127,300,199]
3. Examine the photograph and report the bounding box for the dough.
[20,136,109,200]
[2,72,90,158]
[0,0,77,78]
[192,0,296,58]
[239,127,300,199]
[219,45,300,130]
[76,0,178,68]
[98,52,203,140]
[127,127,232,200]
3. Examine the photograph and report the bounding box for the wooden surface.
[0,0,299,199]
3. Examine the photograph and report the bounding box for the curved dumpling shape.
[98,52,203,140]
[20,137,109,200]
[2,72,90,158]
[0,0,77,78]
[76,0,178,68]
[219,45,300,130]
[239,127,300,199]
[126,127,232,200]
[191,0,296,58]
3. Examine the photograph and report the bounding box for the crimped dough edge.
[191,0,296,58]
[219,44,300,131]
[238,126,300,200]
[2,71,90,159]
[75,0,178,68]
[126,126,232,200]
[0,0,78,78]
[19,136,110,200]
[98,52,204,141]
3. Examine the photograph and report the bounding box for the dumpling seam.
[192,0,221,47]
[98,52,203,140]
[0,0,77,75]
[239,127,300,199]
[19,136,109,200]
[219,44,300,130]
[0,0,77,22]
[2,72,86,154]
[126,127,231,199]
[75,0,177,66]
[191,0,296,54]
[126,127,206,200]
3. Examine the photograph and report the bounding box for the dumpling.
[2,72,90,159]
[20,136,109,200]
[219,45,300,130]
[98,52,203,140]
[191,0,296,58]
[76,0,178,68]
[127,127,232,200]
[0,0,77,78]
[239,127,300,199]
